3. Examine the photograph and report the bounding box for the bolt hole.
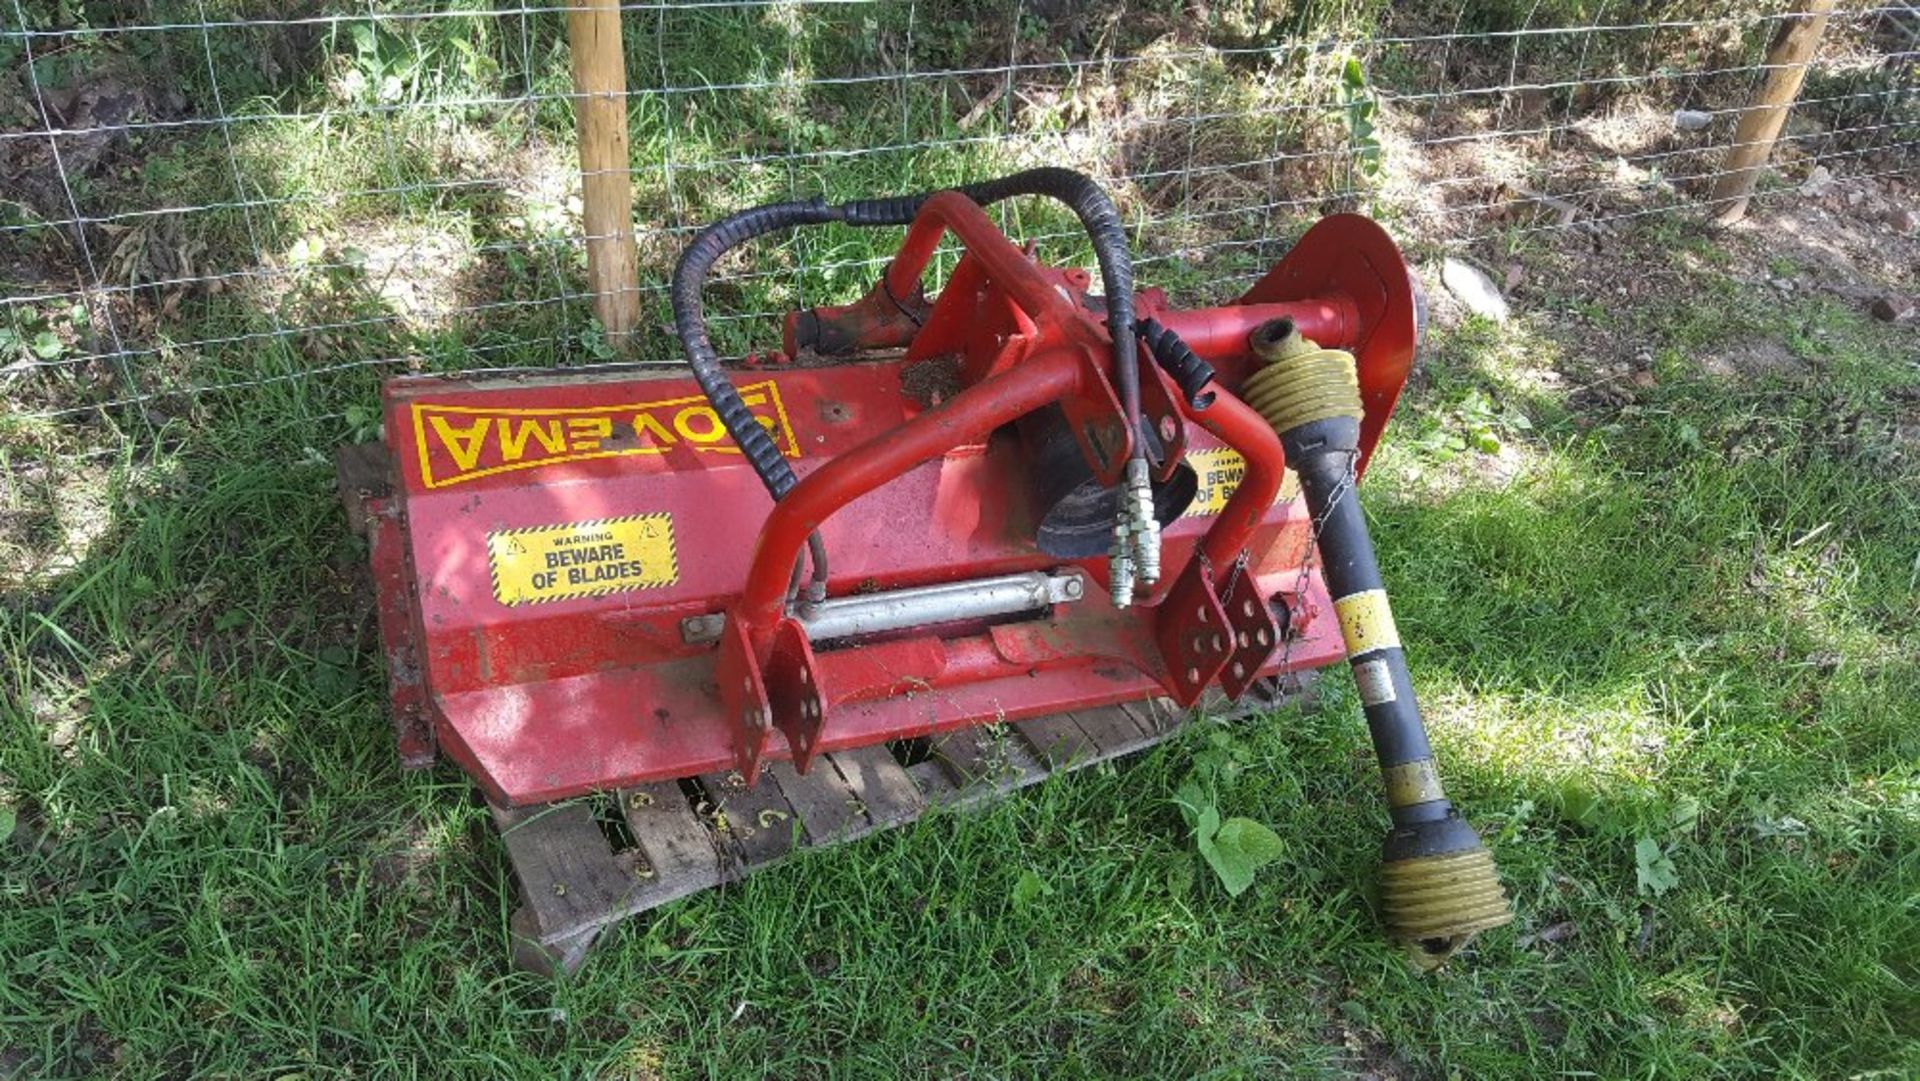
[1237,630,1250,649]
[1185,666,1200,685]
[798,667,810,685]
[1159,415,1179,443]
[1242,599,1257,619]
[1256,627,1272,647]
[1253,317,1297,349]
[1210,633,1224,653]
[1231,661,1246,680]
[1196,606,1210,623]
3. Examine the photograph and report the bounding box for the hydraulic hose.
[957,169,1141,451]
[1245,317,1512,965]
[671,198,842,595]
[671,170,1149,597]
[840,167,1152,599]
[1136,317,1216,409]
[671,198,843,502]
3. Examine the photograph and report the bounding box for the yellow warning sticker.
[1334,589,1401,656]
[487,514,678,607]
[1182,447,1301,518]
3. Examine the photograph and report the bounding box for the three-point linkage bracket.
[716,614,777,785]
[1153,554,1235,709]
[719,615,827,785]
[1152,553,1285,708]
[765,618,827,776]
[1215,558,1284,701]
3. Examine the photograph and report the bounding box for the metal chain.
[1276,449,1361,684]
[1217,550,1252,607]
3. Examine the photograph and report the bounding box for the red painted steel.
[370,211,1420,805]
[367,498,434,767]
[783,275,929,358]
[1237,213,1426,477]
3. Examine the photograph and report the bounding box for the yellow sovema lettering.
[498,418,566,462]
[413,380,801,489]
[428,415,491,472]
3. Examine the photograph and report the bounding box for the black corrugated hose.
[1135,317,1216,409]
[670,168,1146,594]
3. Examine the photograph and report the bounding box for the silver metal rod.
[794,570,1085,641]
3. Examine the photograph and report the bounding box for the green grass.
[5,231,1915,1078]
[4,4,1918,1078]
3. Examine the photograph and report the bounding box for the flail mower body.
[357,170,1510,957]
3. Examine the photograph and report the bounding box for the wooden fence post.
[567,0,640,351]
[1708,0,1836,224]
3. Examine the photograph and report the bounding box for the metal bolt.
[680,613,726,645]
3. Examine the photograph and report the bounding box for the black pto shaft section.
[1246,318,1512,964]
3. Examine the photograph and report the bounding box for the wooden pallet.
[335,440,1318,975]
[493,682,1311,976]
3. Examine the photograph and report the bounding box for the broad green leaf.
[1011,868,1053,910]
[1195,805,1221,845]
[1342,57,1365,90]
[31,330,63,359]
[1554,780,1602,828]
[1202,817,1284,897]
[1634,837,1679,896]
[1669,797,1701,833]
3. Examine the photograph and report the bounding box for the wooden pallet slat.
[825,743,925,828]
[765,760,869,845]
[333,442,392,538]
[491,801,643,945]
[1071,703,1158,757]
[907,759,959,803]
[933,724,1044,789]
[1012,710,1100,769]
[1120,698,1183,740]
[510,907,603,979]
[619,781,723,905]
[928,723,1002,787]
[698,770,806,872]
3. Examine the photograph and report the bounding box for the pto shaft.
[1245,319,1512,962]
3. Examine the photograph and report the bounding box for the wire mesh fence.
[0,1,1913,432]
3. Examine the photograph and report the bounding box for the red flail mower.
[341,169,1511,973]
